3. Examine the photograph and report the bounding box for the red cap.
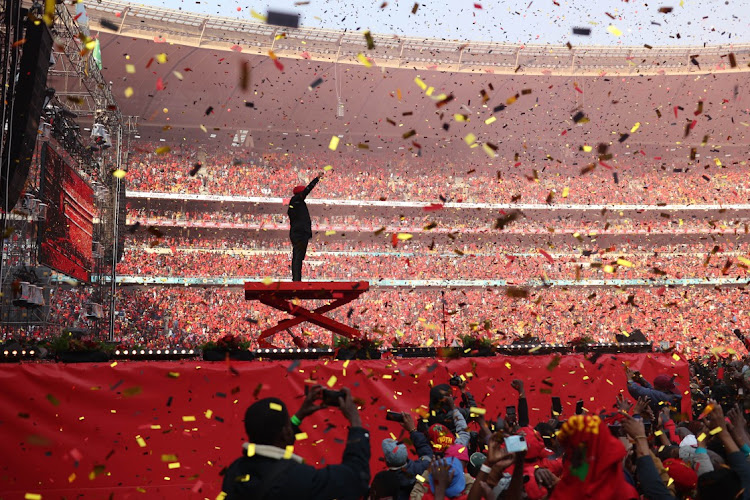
[428,423,455,452]
[293,186,305,195]
[653,374,678,393]
[663,458,697,492]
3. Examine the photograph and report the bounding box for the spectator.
[627,369,682,414]
[379,412,433,500]
[221,386,370,499]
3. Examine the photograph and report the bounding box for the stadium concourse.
[32,0,749,360]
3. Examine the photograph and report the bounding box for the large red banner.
[0,354,688,499]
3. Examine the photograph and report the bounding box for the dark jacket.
[394,430,433,500]
[221,426,370,500]
[627,380,681,415]
[288,177,319,242]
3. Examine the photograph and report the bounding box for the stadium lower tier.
[117,247,750,281]
[43,285,750,358]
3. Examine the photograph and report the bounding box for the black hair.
[697,468,742,499]
[243,397,289,445]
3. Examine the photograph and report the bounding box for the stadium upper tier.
[62,1,750,156]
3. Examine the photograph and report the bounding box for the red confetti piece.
[301,51,311,59]
[146,57,154,68]
[391,234,398,248]
[231,45,243,52]
[474,3,482,7]
[273,59,284,71]
[673,106,679,118]
[539,249,554,264]
[423,203,444,212]
[599,161,612,169]
[74,12,82,20]
[561,130,567,136]
[156,77,164,90]
[689,120,697,130]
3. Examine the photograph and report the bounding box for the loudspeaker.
[615,329,649,343]
[2,18,53,210]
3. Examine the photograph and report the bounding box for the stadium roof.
[51,1,750,164]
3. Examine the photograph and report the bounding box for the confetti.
[356,53,372,67]
[266,10,300,28]
[411,3,419,14]
[364,31,375,50]
[327,375,337,387]
[607,25,623,36]
[572,27,591,36]
[155,146,170,155]
[308,78,323,90]
[328,136,340,151]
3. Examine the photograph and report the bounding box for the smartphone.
[504,434,528,453]
[386,411,404,422]
[322,389,345,407]
[551,397,562,417]
[575,400,584,415]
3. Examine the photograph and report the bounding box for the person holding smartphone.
[374,411,433,500]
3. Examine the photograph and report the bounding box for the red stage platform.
[245,281,369,346]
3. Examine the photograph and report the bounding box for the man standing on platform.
[288,173,323,281]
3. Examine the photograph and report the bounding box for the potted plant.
[461,334,496,357]
[47,333,110,363]
[201,334,255,361]
[334,336,383,360]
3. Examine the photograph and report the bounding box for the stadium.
[1,0,750,498]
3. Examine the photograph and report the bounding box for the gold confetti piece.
[155,146,171,155]
[284,445,294,459]
[295,432,308,441]
[382,374,393,379]
[469,407,486,415]
[654,430,663,436]
[606,379,613,385]
[464,133,477,145]
[168,372,180,378]
[454,114,467,122]
[562,187,569,198]
[205,409,213,419]
[124,87,133,98]
[617,259,633,268]
[327,375,337,387]
[714,158,722,167]
[217,492,228,500]
[709,427,722,435]
[607,25,622,36]
[246,444,255,457]
[261,277,274,285]
[397,233,413,241]
[323,165,333,171]
[697,432,707,442]
[582,145,592,152]
[583,376,590,381]
[631,122,640,133]
[25,494,42,500]
[485,116,497,125]
[325,230,336,236]
[482,143,496,158]
[425,338,434,346]
[68,473,76,483]
[182,416,196,422]
[667,478,674,488]
[135,435,147,447]
[505,362,512,369]
[269,402,283,411]
[426,86,434,96]
[173,70,183,80]
[738,256,750,266]
[356,53,372,67]
[672,353,681,361]
[528,345,542,353]
[125,64,135,74]
[156,53,167,64]
[161,454,178,462]
[414,77,427,90]
[200,124,207,133]
[250,9,267,21]
[603,265,615,273]
[168,462,180,469]
[328,136,340,151]
[416,474,426,483]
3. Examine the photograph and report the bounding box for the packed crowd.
[117,244,750,281]
[36,285,749,359]
[225,361,750,500]
[127,207,750,234]
[125,145,750,205]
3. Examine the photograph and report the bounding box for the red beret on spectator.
[663,458,697,493]
[428,423,455,452]
[293,186,305,194]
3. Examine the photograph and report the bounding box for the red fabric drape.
[0,353,688,499]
